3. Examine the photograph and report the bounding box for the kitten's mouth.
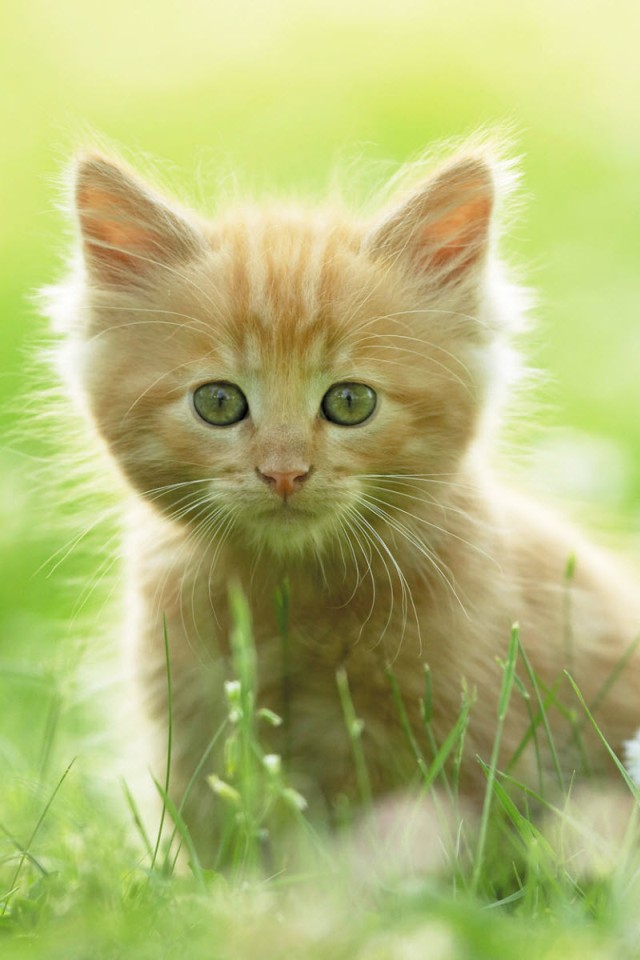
[249,496,325,533]
[239,498,325,554]
[262,501,313,519]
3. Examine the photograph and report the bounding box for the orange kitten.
[50,144,640,859]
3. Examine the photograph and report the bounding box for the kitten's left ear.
[365,155,496,288]
[74,153,205,286]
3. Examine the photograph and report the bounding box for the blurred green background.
[1,0,639,774]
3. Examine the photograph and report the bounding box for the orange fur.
[50,145,640,860]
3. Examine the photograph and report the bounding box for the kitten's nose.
[257,467,310,500]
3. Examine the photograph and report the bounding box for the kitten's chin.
[241,504,334,557]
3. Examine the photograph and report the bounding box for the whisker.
[351,509,422,660]
[84,241,218,314]
[68,531,123,625]
[149,500,226,647]
[349,510,397,650]
[360,491,498,568]
[354,493,469,621]
[357,472,471,486]
[343,511,382,645]
[339,511,376,632]
[333,519,349,584]
[121,358,206,421]
[35,505,118,579]
[202,510,238,631]
[90,306,218,341]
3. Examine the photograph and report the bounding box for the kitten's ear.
[366,155,495,287]
[74,154,204,285]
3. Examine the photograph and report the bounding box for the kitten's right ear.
[74,154,204,286]
[365,155,497,290]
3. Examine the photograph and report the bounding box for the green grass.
[2,584,640,958]
[2,0,640,954]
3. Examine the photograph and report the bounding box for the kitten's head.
[53,146,520,557]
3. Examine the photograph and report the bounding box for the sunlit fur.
[49,144,640,860]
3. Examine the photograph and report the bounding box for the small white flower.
[224,680,243,723]
[263,753,282,776]
[623,727,640,785]
[224,679,241,701]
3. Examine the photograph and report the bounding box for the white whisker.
[361,491,498,568]
[349,510,397,650]
[340,511,377,637]
[355,493,469,621]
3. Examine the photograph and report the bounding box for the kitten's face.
[66,153,502,556]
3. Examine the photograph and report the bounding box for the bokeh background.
[1,0,639,774]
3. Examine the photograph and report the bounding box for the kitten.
[50,144,640,860]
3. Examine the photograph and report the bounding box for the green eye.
[321,382,377,426]
[193,381,249,426]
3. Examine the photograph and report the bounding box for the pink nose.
[257,467,310,500]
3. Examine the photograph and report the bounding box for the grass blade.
[565,672,640,800]
[336,667,372,808]
[510,639,565,791]
[472,623,519,893]
[122,778,154,863]
[152,777,206,890]
[385,667,429,780]
[150,615,173,873]
[2,758,75,916]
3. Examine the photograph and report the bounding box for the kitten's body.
[51,146,640,859]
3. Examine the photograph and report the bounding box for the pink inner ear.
[77,184,161,277]
[368,157,496,288]
[425,193,493,276]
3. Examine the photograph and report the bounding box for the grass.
[2,580,640,959]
